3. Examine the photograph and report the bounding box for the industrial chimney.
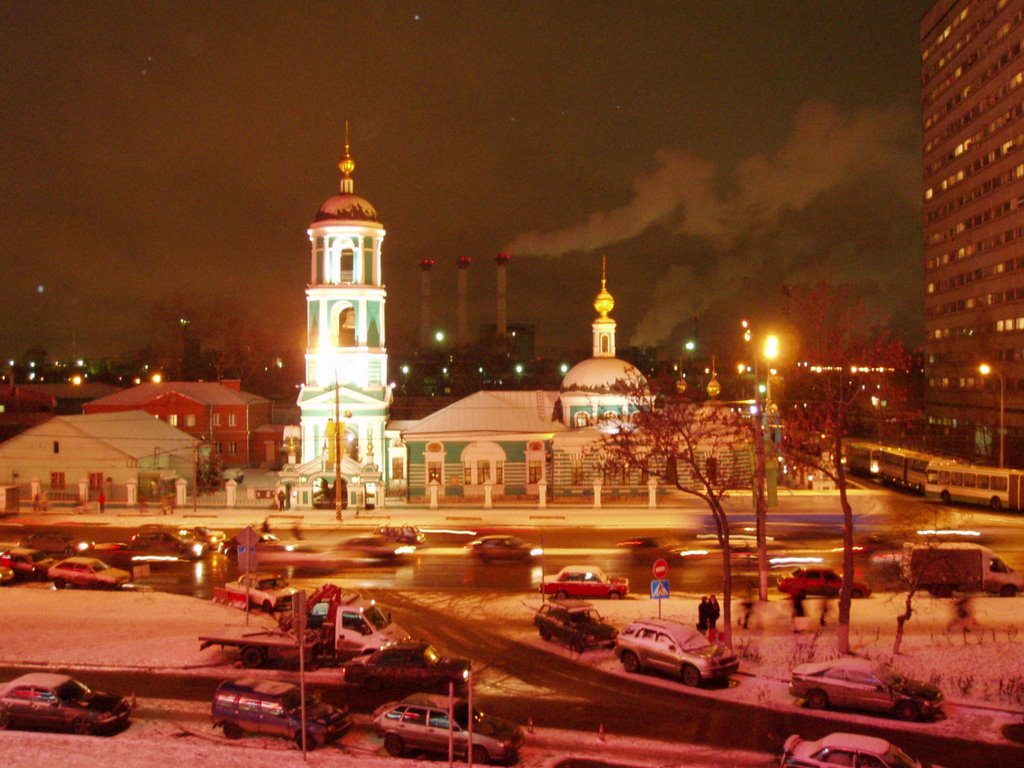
[495,252,511,339]
[456,256,472,346]
[418,259,435,349]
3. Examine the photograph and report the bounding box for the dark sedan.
[0,673,131,734]
[534,600,618,653]
[341,642,470,691]
[18,531,93,556]
[466,534,543,563]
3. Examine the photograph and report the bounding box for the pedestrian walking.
[697,596,710,634]
[819,597,831,627]
[261,516,271,534]
[791,591,808,633]
[739,592,754,630]
[949,595,979,632]
[98,491,106,513]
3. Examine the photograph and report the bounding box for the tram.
[924,460,1024,511]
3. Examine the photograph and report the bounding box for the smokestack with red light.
[495,252,511,340]
[456,256,472,346]
[419,259,435,349]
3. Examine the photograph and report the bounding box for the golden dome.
[594,256,614,318]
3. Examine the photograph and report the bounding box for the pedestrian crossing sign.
[650,579,670,600]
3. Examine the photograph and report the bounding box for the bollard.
[598,723,606,741]
[130,691,137,709]
[527,716,534,733]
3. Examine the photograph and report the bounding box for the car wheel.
[384,732,405,757]
[261,600,274,613]
[295,730,317,750]
[940,490,952,504]
[681,664,701,687]
[895,700,920,722]
[572,637,587,654]
[53,578,66,589]
[539,627,552,641]
[608,591,622,600]
[467,744,490,765]
[805,689,829,710]
[223,721,243,740]
[851,588,865,599]
[990,496,1003,511]
[554,590,569,600]
[240,646,264,668]
[620,651,641,674]
[72,717,95,735]
[0,708,10,729]
[1000,584,1018,597]
[363,676,384,691]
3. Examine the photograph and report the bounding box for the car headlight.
[530,547,544,557]
[191,544,204,556]
[76,542,90,552]
[461,669,470,681]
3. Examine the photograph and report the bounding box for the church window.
[428,462,442,483]
[340,248,355,283]
[338,307,356,347]
[574,411,591,428]
[477,460,491,485]
[463,464,472,485]
[601,335,610,354]
[495,460,504,485]
[528,460,542,484]
[391,456,404,481]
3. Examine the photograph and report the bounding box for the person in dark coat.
[707,595,721,632]
[697,596,710,633]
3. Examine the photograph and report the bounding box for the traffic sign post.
[650,579,670,618]
[652,558,668,579]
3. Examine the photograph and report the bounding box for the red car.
[777,567,871,598]
[541,565,629,599]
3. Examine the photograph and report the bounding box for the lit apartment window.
[168,414,178,426]
[228,414,237,427]
[186,414,196,427]
[228,441,237,455]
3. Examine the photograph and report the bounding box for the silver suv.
[615,618,739,687]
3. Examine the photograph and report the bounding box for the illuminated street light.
[979,363,1005,468]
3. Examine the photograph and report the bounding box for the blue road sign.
[650,579,670,600]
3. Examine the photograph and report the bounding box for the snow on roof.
[819,733,895,754]
[0,672,71,690]
[400,390,565,437]
[87,381,268,407]
[58,411,197,459]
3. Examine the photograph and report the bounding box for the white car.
[223,572,299,612]
[47,557,130,590]
[781,732,944,768]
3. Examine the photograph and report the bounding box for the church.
[279,140,658,511]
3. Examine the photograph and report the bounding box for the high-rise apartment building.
[921,0,1024,462]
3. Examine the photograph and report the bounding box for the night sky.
[0,0,934,366]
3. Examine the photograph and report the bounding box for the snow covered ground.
[0,582,1023,766]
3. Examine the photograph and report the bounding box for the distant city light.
[152,373,162,383]
[434,331,445,343]
[401,364,410,375]
[71,375,83,385]
[560,363,569,374]
[684,340,696,352]
[514,363,524,374]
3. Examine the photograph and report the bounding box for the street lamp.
[746,327,780,603]
[979,364,1005,468]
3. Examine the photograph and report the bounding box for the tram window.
[992,476,1008,491]
[938,470,950,484]
[951,472,963,486]
[977,474,990,489]
[963,473,976,488]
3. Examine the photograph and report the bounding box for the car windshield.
[884,746,919,768]
[280,690,321,712]
[365,604,390,630]
[55,679,90,702]
[876,666,902,687]
[259,577,286,589]
[571,610,598,623]
[452,703,484,729]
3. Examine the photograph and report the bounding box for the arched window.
[340,248,355,283]
[574,411,591,428]
[601,335,610,354]
[338,307,356,347]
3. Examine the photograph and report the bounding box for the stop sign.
[652,558,668,579]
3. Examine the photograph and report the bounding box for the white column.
[592,480,602,508]
[483,482,493,509]
[175,477,187,507]
[429,480,439,510]
[225,479,238,508]
[647,478,658,508]
[537,482,547,508]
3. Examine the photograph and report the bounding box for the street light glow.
[764,335,779,360]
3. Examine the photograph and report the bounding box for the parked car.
[0,564,12,586]
[781,732,944,768]
[342,641,470,690]
[466,535,543,563]
[0,547,56,581]
[373,692,524,764]
[0,672,131,734]
[18,531,93,556]
[374,524,426,546]
[223,572,299,612]
[211,677,352,749]
[789,658,944,721]
[615,618,739,687]
[534,600,617,653]
[541,565,628,599]
[47,556,130,589]
[129,526,206,560]
[777,567,872,598]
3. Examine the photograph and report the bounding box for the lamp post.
[979,364,1005,468]
[745,324,779,603]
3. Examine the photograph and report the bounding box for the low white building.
[0,410,198,505]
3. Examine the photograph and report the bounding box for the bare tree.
[603,376,751,648]
[778,282,912,655]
